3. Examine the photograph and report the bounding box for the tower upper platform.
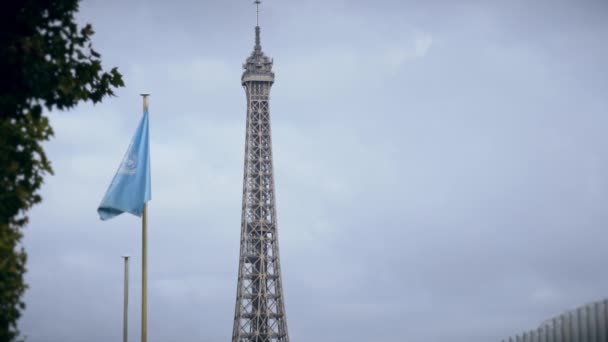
[242,26,274,85]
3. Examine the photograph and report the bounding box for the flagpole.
[141,203,147,342]
[122,255,130,342]
[140,94,149,342]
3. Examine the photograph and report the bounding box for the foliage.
[0,1,124,340]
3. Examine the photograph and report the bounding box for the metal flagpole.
[122,255,130,342]
[140,94,149,342]
[141,203,147,342]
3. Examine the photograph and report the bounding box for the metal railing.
[503,299,608,342]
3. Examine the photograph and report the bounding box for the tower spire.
[255,0,261,26]
[254,0,261,51]
[255,26,261,51]
[242,0,273,83]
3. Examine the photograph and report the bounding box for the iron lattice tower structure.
[231,15,290,342]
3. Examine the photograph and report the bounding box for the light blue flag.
[97,109,151,220]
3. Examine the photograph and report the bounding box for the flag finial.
[140,94,150,111]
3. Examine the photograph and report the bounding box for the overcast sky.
[19,0,608,341]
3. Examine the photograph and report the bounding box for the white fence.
[503,299,608,342]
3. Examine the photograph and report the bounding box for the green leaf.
[0,1,124,340]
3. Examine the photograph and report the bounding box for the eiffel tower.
[231,2,290,341]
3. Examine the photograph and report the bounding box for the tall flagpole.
[140,94,149,342]
[122,255,130,342]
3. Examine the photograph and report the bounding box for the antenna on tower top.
[254,0,261,26]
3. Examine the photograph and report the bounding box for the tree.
[0,1,124,339]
